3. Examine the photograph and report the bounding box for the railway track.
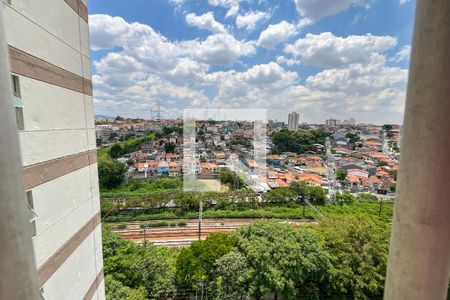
[111,218,314,247]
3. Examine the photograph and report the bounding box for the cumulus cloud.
[185,12,227,33]
[257,21,297,49]
[236,10,270,31]
[399,0,411,4]
[276,55,300,66]
[392,45,411,62]
[303,54,408,117]
[181,33,256,66]
[294,0,372,24]
[284,32,397,68]
[90,14,254,68]
[89,14,180,71]
[208,0,240,18]
[202,56,407,123]
[89,14,408,123]
[89,14,254,118]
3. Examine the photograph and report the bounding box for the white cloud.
[89,14,408,123]
[89,14,254,118]
[90,14,254,68]
[303,54,408,118]
[399,0,411,4]
[257,21,297,49]
[185,12,227,33]
[236,10,270,31]
[276,55,300,66]
[182,33,256,66]
[284,32,397,68]
[89,14,180,71]
[392,45,411,62]
[208,0,240,18]
[294,0,371,24]
[204,62,299,108]
[169,0,186,5]
[203,56,407,123]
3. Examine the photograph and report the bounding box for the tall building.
[4,1,104,299]
[325,118,341,126]
[288,112,299,131]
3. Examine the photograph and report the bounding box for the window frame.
[11,75,25,130]
[26,191,37,238]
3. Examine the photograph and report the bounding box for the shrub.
[116,223,127,229]
[178,220,188,227]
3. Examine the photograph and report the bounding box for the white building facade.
[288,112,299,131]
[3,0,105,299]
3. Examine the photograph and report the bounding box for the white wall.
[3,1,91,79]
[6,1,104,298]
[42,229,100,300]
[32,165,98,267]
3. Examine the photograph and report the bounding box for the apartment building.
[3,0,104,299]
[288,111,299,131]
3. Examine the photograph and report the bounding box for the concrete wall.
[3,0,104,298]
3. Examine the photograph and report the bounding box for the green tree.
[213,251,251,300]
[389,183,396,193]
[382,124,393,131]
[336,169,348,182]
[317,214,390,299]
[103,227,177,299]
[336,190,356,205]
[105,275,148,300]
[263,187,296,203]
[377,161,388,167]
[218,170,246,190]
[289,181,308,197]
[109,144,124,159]
[306,185,327,205]
[164,142,175,153]
[109,132,118,141]
[139,244,177,299]
[346,133,360,144]
[98,160,127,190]
[176,233,235,291]
[271,129,327,154]
[233,220,332,300]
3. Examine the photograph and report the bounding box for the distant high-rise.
[326,118,341,126]
[288,112,299,131]
[4,1,104,299]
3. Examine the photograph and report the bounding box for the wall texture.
[3,0,104,298]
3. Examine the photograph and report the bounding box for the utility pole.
[198,199,203,240]
[143,224,147,247]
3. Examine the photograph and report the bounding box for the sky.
[88,0,416,124]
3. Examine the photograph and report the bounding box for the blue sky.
[88,0,415,124]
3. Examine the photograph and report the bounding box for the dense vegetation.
[99,160,128,189]
[271,129,327,154]
[101,179,393,223]
[104,212,391,300]
[97,133,156,164]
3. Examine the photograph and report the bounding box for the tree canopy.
[271,129,327,154]
[98,160,127,190]
[103,211,394,300]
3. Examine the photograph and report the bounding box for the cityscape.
[1,0,449,300]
